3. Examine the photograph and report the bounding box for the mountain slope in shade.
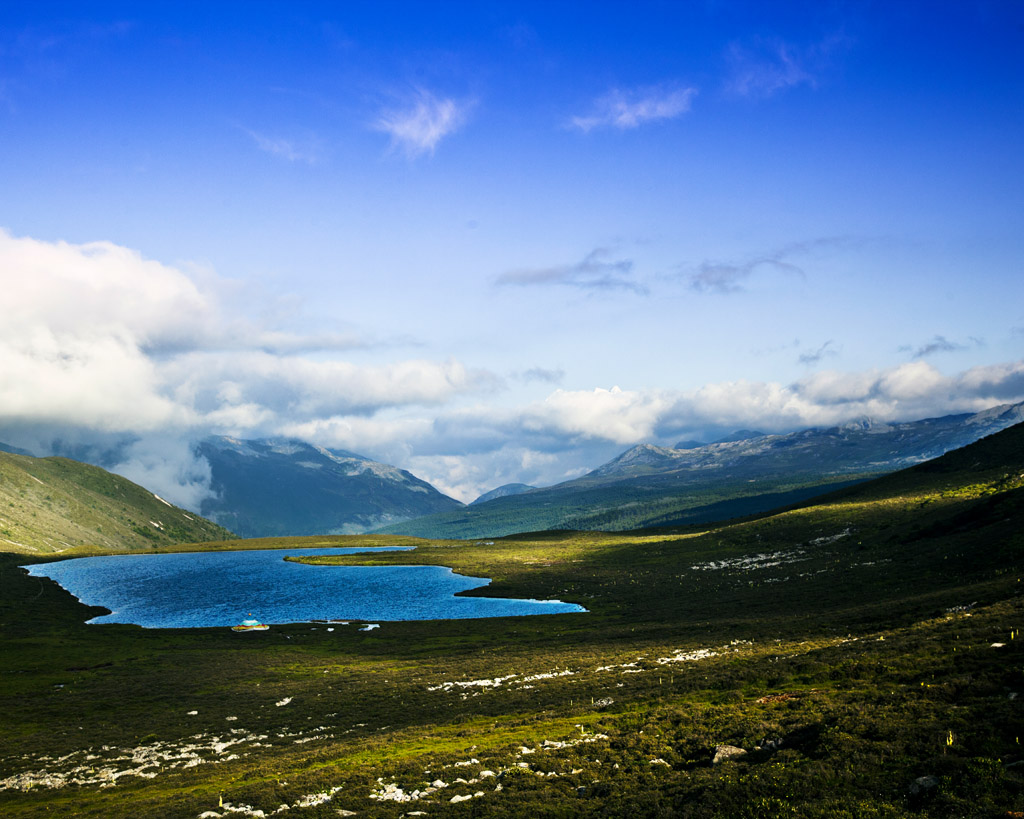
[197,437,463,538]
[594,402,1024,481]
[0,449,235,554]
[379,401,1024,539]
[0,442,34,457]
[471,483,536,505]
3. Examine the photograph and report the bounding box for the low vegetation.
[1,425,1022,816]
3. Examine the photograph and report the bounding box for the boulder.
[909,775,939,796]
[712,744,747,764]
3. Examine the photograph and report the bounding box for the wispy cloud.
[241,127,321,164]
[798,340,838,366]
[374,89,469,158]
[688,237,848,294]
[570,84,697,132]
[515,367,565,385]
[688,249,802,294]
[725,33,849,99]
[900,334,983,359]
[497,248,646,294]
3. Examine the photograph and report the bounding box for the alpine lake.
[22,546,586,628]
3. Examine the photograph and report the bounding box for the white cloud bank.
[270,362,1024,502]
[1,229,1022,507]
[0,230,494,506]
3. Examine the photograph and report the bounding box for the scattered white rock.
[657,647,716,665]
[521,669,574,684]
[810,528,852,545]
[427,674,517,692]
[1,729,272,791]
[690,550,806,572]
[712,745,747,764]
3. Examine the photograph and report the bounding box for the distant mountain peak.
[197,435,461,538]
[966,401,1024,426]
[712,429,766,444]
[471,483,536,505]
[837,417,891,434]
[587,443,680,478]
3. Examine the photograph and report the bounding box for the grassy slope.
[0,452,236,554]
[0,426,1022,816]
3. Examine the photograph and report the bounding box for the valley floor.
[2,453,1023,817]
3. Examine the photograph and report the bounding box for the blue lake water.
[23,547,586,628]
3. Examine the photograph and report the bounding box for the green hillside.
[1,424,1022,816]
[0,451,235,554]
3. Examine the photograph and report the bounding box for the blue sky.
[1,1,1023,504]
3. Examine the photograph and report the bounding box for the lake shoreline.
[24,546,587,629]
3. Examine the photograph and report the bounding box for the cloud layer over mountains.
[3,229,1024,506]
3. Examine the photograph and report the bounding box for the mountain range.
[378,401,1024,539]
[4,402,1022,548]
[196,436,463,538]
